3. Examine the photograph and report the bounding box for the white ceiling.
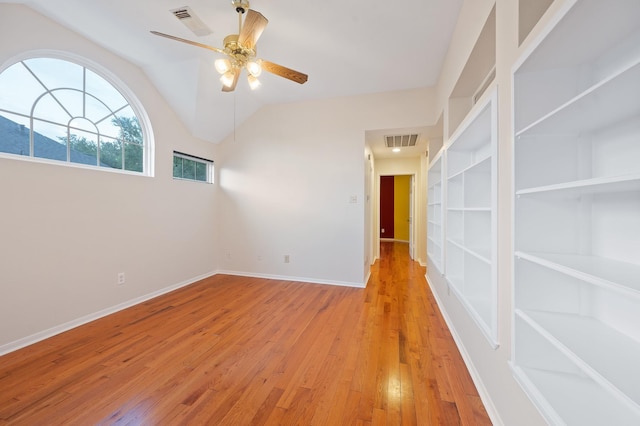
[13,0,462,157]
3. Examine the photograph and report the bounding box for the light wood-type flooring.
[0,241,491,425]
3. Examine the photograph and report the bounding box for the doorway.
[379,174,414,258]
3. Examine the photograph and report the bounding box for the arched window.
[0,55,151,174]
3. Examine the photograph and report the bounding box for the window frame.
[0,50,154,176]
[173,151,214,184]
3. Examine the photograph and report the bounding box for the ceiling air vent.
[385,134,419,148]
[170,6,212,37]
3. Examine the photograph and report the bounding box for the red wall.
[380,176,394,238]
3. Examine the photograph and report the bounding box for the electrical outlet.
[117,272,125,285]
[284,255,290,263]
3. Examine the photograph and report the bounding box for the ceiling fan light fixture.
[247,74,261,90]
[215,58,231,74]
[220,70,236,87]
[246,59,262,77]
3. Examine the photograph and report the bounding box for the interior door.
[380,176,394,238]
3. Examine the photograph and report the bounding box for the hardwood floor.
[0,242,491,425]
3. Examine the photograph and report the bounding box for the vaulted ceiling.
[10,0,462,156]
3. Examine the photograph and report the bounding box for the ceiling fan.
[151,0,308,92]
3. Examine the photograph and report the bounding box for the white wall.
[0,4,219,353]
[216,89,435,286]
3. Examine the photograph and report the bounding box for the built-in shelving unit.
[445,88,497,346]
[512,0,640,424]
[427,152,444,274]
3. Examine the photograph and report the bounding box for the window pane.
[33,93,72,123]
[0,112,30,156]
[85,69,126,111]
[182,158,196,180]
[99,136,122,169]
[124,142,143,172]
[173,156,183,178]
[85,93,112,124]
[113,113,143,144]
[53,89,84,119]
[69,117,97,133]
[69,129,98,166]
[96,114,120,139]
[23,58,83,91]
[0,57,147,174]
[195,161,207,182]
[32,120,67,162]
[0,63,45,115]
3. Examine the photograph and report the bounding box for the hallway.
[0,242,491,425]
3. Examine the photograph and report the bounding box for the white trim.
[0,271,216,356]
[425,273,503,426]
[0,150,152,177]
[364,269,372,287]
[380,238,410,243]
[216,269,366,288]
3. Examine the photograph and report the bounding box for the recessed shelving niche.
[445,88,498,346]
[427,151,444,274]
[447,6,496,138]
[512,0,640,424]
[518,0,553,45]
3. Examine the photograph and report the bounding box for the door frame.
[374,173,417,260]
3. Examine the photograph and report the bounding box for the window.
[173,151,213,183]
[0,56,150,174]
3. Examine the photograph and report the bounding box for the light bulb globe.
[215,58,231,74]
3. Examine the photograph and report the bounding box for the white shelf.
[513,0,640,422]
[448,238,491,265]
[516,173,640,198]
[447,207,491,212]
[443,88,498,345]
[447,154,491,180]
[513,366,640,426]
[518,309,640,407]
[448,280,497,349]
[427,153,444,273]
[513,0,640,132]
[515,251,640,296]
[516,61,640,137]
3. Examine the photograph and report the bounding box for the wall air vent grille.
[170,6,212,36]
[385,134,419,148]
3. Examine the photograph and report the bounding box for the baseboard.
[380,238,409,243]
[0,271,217,356]
[425,273,503,426]
[216,269,366,288]
[364,269,371,287]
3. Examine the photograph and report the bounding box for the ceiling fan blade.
[221,68,240,92]
[150,31,226,55]
[261,60,308,85]
[238,10,268,50]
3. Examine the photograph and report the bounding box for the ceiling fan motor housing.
[222,34,256,68]
[232,0,250,14]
